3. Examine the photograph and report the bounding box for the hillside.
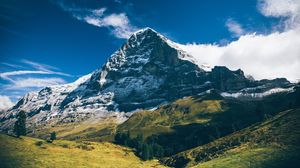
[1,87,296,168]
[117,92,224,138]
[0,134,167,168]
[116,88,299,156]
[30,117,118,142]
[162,108,300,168]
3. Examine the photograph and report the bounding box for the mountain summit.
[0,28,293,130]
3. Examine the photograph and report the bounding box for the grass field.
[194,145,299,168]
[31,118,118,142]
[162,108,300,168]
[0,134,167,168]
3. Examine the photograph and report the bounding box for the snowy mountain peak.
[79,27,207,112]
[0,29,294,131]
[127,28,211,71]
[92,27,196,86]
[132,27,158,36]
[125,27,165,50]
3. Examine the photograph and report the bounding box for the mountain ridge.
[0,28,295,132]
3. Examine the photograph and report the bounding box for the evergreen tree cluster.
[13,111,27,138]
[114,132,164,160]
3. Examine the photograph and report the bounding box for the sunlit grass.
[194,145,295,168]
[0,134,167,168]
[32,118,118,142]
[118,96,223,138]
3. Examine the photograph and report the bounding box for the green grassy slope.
[118,95,224,138]
[29,87,299,149]
[4,87,296,168]
[0,134,167,168]
[30,118,118,142]
[117,90,298,156]
[162,108,300,168]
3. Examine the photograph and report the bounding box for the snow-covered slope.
[58,28,210,113]
[0,28,294,130]
[221,87,295,99]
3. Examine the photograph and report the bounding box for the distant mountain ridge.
[0,28,295,131]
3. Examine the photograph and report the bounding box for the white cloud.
[0,70,54,84]
[58,4,137,39]
[0,70,71,79]
[84,17,102,26]
[5,77,66,90]
[83,11,137,39]
[225,19,245,37]
[258,0,300,29]
[0,70,56,80]
[0,60,71,82]
[1,62,25,69]
[102,13,129,27]
[0,60,70,101]
[22,59,59,71]
[0,95,15,111]
[176,0,300,82]
[92,8,106,16]
[178,29,300,82]
[21,59,71,77]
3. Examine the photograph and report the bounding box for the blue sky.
[1,0,300,108]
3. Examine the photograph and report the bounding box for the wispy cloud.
[21,59,71,76]
[0,60,71,82]
[57,3,138,39]
[0,59,71,102]
[225,19,245,37]
[1,62,25,69]
[0,70,70,81]
[21,59,59,71]
[0,70,53,82]
[4,77,66,90]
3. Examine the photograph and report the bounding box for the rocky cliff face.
[60,28,208,112]
[0,28,294,130]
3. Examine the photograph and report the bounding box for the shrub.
[35,141,43,146]
[61,143,69,148]
[76,144,95,151]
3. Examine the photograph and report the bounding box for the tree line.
[13,110,56,142]
[114,131,164,160]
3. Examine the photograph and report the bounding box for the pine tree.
[130,134,142,149]
[125,131,133,147]
[136,133,143,143]
[141,143,150,160]
[255,103,264,120]
[153,143,164,157]
[148,144,154,160]
[50,131,56,142]
[114,132,122,144]
[13,111,26,138]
